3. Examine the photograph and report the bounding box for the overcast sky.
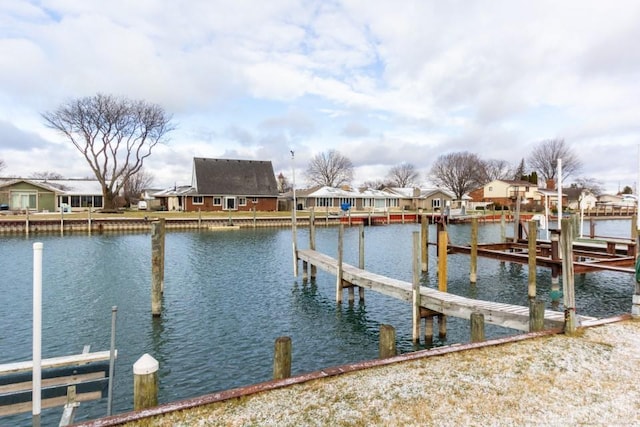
[1,1,639,193]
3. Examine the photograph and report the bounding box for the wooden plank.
[0,351,115,375]
[0,391,102,417]
[298,249,594,332]
[0,371,105,394]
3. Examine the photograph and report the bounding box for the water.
[0,220,635,426]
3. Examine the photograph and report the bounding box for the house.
[420,188,457,211]
[293,186,400,212]
[0,178,104,212]
[476,179,540,209]
[155,158,279,212]
[564,187,598,210]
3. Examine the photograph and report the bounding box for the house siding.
[185,196,277,212]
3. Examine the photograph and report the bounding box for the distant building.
[0,178,104,212]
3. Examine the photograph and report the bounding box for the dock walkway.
[297,249,593,331]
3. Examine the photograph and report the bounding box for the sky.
[1,1,639,193]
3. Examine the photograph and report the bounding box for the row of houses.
[0,157,630,214]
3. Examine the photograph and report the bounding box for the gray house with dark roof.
[177,157,279,212]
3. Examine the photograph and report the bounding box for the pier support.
[336,224,344,303]
[379,325,396,358]
[309,209,317,280]
[358,222,365,301]
[550,230,561,303]
[561,219,577,334]
[529,299,545,332]
[528,220,537,299]
[273,336,292,380]
[437,230,448,338]
[470,217,478,283]
[470,312,485,343]
[151,221,164,317]
[421,215,428,272]
[133,354,159,410]
[412,232,421,344]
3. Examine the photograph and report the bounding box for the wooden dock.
[296,249,593,332]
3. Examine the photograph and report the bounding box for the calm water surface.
[0,219,635,425]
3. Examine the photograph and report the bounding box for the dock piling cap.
[133,353,159,375]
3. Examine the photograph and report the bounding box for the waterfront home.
[471,179,541,209]
[154,158,279,212]
[0,178,104,212]
[291,186,400,213]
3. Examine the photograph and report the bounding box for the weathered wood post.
[133,354,159,410]
[60,205,65,236]
[500,211,506,243]
[151,221,163,317]
[632,214,638,241]
[470,217,478,283]
[309,208,317,280]
[25,209,29,237]
[336,223,344,303]
[470,312,485,343]
[561,218,577,334]
[358,222,365,301]
[273,336,292,380]
[529,299,545,332]
[633,253,640,317]
[589,218,595,238]
[379,324,396,358]
[550,230,561,304]
[412,232,421,344]
[159,218,166,294]
[513,196,521,242]
[421,215,428,272]
[438,229,448,338]
[88,209,93,235]
[528,220,537,300]
[424,314,434,345]
[253,206,257,228]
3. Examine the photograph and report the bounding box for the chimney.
[546,179,555,190]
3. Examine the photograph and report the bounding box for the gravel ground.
[82,318,640,427]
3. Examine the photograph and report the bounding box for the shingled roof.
[192,158,278,196]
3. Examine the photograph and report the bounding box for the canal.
[0,219,635,425]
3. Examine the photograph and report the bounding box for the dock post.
[529,299,545,332]
[151,222,163,317]
[273,336,292,380]
[358,222,365,301]
[292,207,298,277]
[412,232,421,344]
[513,196,521,242]
[159,218,165,294]
[253,207,257,228]
[528,220,537,299]
[470,312,485,343]
[438,230,448,338]
[633,255,640,317]
[198,208,201,229]
[500,211,506,243]
[421,215,428,272]
[424,316,434,345]
[302,261,308,281]
[309,209,317,280]
[589,218,595,238]
[550,230,561,303]
[379,324,396,358]
[470,217,478,283]
[336,224,344,303]
[88,209,92,236]
[133,354,159,410]
[561,219,577,334]
[632,214,638,241]
[25,209,29,237]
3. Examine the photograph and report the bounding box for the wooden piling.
[529,299,545,332]
[412,232,421,344]
[513,196,521,242]
[273,336,292,380]
[421,215,428,272]
[500,211,506,243]
[358,222,365,301]
[528,220,537,299]
[379,324,396,358]
[87,209,92,236]
[336,224,344,303]
[438,230,448,292]
[133,354,159,410]
[151,222,163,317]
[309,209,316,279]
[561,218,577,334]
[25,209,29,237]
[159,218,165,294]
[424,316,434,345]
[470,312,485,343]
[632,215,638,241]
[470,217,478,283]
[550,230,560,302]
[438,314,447,338]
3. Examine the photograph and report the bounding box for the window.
[252,197,258,203]
[11,192,37,209]
[213,197,222,206]
[488,186,493,192]
[316,197,333,207]
[432,198,441,209]
[387,199,399,207]
[192,196,203,205]
[238,197,247,206]
[339,197,356,208]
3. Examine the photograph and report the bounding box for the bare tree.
[528,138,582,183]
[361,178,389,190]
[123,168,154,206]
[478,159,513,184]
[31,171,64,180]
[386,162,420,187]
[0,159,5,174]
[428,151,484,199]
[570,177,604,196]
[513,158,526,180]
[42,93,174,210]
[305,150,354,187]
